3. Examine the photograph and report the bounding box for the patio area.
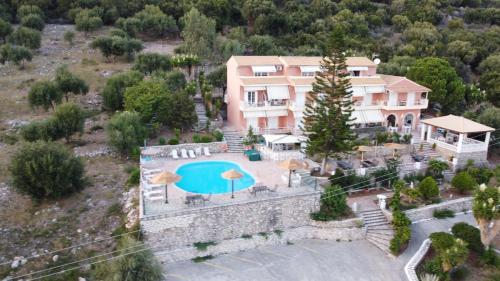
[140,153,320,216]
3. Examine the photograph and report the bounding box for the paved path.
[162,213,476,281]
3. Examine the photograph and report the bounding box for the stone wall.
[404,197,473,222]
[141,141,228,158]
[153,217,365,264]
[142,191,323,251]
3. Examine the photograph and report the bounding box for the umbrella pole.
[288,169,292,188]
[165,184,168,204]
[231,180,234,198]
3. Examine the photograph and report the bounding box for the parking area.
[163,239,406,281]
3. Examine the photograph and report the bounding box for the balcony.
[240,100,289,118]
[353,99,429,110]
[428,133,488,153]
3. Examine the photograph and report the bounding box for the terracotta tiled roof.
[289,77,316,86]
[346,57,376,67]
[350,76,386,86]
[230,56,283,66]
[380,74,430,92]
[279,56,323,66]
[422,115,495,133]
[240,76,290,86]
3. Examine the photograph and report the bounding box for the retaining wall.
[404,197,473,222]
[141,141,228,158]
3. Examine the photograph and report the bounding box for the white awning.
[244,86,266,92]
[263,134,303,144]
[351,111,365,124]
[347,66,368,71]
[251,65,277,73]
[299,66,321,73]
[266,86,290,100]
[362,110,384,123]
[351,86,366,97]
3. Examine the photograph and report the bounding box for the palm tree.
[427,159,449,178]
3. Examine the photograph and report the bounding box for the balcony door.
[246,91,256,105]
[268,117,279,129]
[388,92,397,106]
[407,92,415,106]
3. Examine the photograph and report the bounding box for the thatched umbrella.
[151,171,181,204]
[383,143,407,157]
[356,145,373,161]
[279,159,305,187]
[221,169,243,198]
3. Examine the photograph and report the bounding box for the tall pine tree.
[302,30,356,173]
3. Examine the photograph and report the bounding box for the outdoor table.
[185,195,203,206]
[251,185,268,196]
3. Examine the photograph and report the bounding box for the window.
[247,91,256,104]
[352,71,360,77]
[301,72,315,77]
[254,72,268,76]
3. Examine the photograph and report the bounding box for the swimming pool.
[175,161,255,194]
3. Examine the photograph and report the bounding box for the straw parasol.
[222,169,243,198]
[356,145,373,161]
[151,171,181,204]
[383,143,407,157]
[278,159,305,188]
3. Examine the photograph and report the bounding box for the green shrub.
[430,232,469,273]
[199,135,213,143]
[10,141,86,199]
[418,177,439,201]
[480,246,498,266]
[193,241,217,251]
[430,232,456,252]
[433,209,455,219]
[451,222,484,254]
[422,257,444,277]
[0,132,18,145]
[168,138,179,145]
[311,185,349,221]
[212,130,224,141]
[192,255,213,263]
[127,167,140,186]
[390,210,412,255]
[107,112,146,155]
[467,166,494,185]
[158,136,166,145]
[241,234,252,239]
[192,134,200,143]
[451,172,477,194]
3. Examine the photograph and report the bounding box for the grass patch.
[193,241,217,251]
[433,209,455,219]
[106,202,122,216]
[241,234,252,239]
[192,255,214,263]
[258,232,269,239]
[273,229,283,237]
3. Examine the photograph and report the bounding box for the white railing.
[242,100,288,108]
[428,138,457,152]
[460,142,487,153]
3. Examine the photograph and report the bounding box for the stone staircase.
[360,209,394,255]
[222,129,244,153]
[412,141,440,159]
[194,101,209,132]
[296,171,318,189]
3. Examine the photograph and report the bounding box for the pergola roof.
[263,134,306,144]
[422,115,495,133]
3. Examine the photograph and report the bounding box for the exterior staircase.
[412,141,440,159]
[296,171,318,189]
[360,209,394,255]
[194,101,208,132]
[222,129,244,153]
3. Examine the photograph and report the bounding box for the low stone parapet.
[141,141,228,158]
[404,197,472,222]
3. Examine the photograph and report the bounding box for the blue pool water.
[175,161,255,194]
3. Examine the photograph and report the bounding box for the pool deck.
[140,153,318,216]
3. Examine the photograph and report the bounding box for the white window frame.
[254,72,268,77]
[246,91,256,104]
[301,72,315,77]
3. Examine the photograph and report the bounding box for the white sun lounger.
[181,149,188,159]
[188,150,196,158]
[171,149,179,159]
[195,147,202,156]
[203,147,211,156]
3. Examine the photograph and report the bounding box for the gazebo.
[420,115,494,166]
[260,134,307,161]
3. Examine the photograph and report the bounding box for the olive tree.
[8,26,41,49]
[0,18,12,43]
[53,103,85,142]
[20,13,45,31]
[28,81,62,111]
[75,9,103,36]
[107,111,146,154]
[54,65,89,101]
[10,141,86,199]
[102,71,143,112]
[0,44,32,69]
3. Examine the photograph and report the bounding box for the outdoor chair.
[171,149,179,159]
[181,149,188,159]
[195,147,202,156]
[188,150,196,158]
[203,147,211,156]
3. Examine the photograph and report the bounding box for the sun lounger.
[188,150,196,158]
[171,149,179,159]
[203,147,211,156]
[181,149,188,159]
[195,147,202,156]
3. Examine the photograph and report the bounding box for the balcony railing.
[243,100,288,108]
[354,99,429,108]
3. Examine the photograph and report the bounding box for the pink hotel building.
[226,56,431,135]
